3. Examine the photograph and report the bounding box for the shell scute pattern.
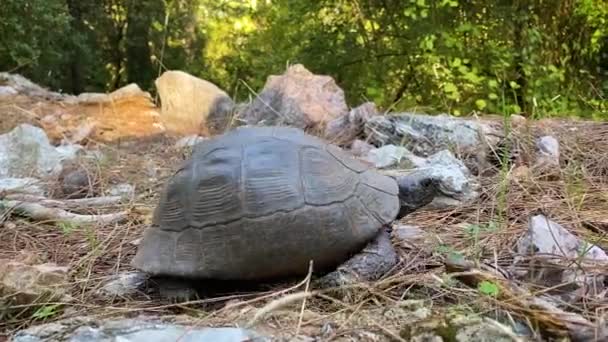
[133,126,401,279]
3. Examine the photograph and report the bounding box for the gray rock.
[96,271,148,299]
[324,102,377,145]
[537,136,559,159]
[534,135,560,169]
[107,183,135,199]
[0,124,82,179]
[0,73,67,100]
[364,144,425,169]
[12,316,269,342]
[59,167,93,199]
[0,85,18,97]
[175,134,207,148]
[349,139,375,157]
[419,150,479,206]
[514,214,608,302]
[383,149,479,208]
[364,113,502,173]
[518,214,608,262]
[0,177,46,196]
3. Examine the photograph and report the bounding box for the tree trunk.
[65,0,85,93]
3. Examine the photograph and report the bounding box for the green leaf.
[489,93,498,100]
[475,99,487,110]
[509,81,521,89]
[444,82,458,93]
[452,57,461,67]
[488,80,499,88]
[478,281,500,296]
[32,304,61,320]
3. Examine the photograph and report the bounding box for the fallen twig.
[2,194,123,210]
[3,200,129,225]
[444,256,608,342]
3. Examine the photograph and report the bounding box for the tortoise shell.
[131,126,399,280]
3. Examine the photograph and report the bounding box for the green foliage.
[0,0,605,119]
[57,221,78,235]
[0,0,71,89]
[31,303,62,321]
[477,280,500,297]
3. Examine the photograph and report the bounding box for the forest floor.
[1,93,608,341]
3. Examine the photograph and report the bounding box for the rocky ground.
[0,67,607,341]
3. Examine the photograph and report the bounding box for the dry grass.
[1,115,608,341]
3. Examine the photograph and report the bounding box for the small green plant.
[57,221,79,235]
[463,221,499,260]
[435,244,465,261]
[83,225,99,249]
[463,221,499,238]
[31,303,61,321]
[477,280,500,297]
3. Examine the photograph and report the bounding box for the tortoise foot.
[150,276,200,303]
[315,227,398,289]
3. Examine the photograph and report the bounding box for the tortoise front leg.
[314,226,398,289]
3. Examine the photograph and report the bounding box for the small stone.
[364,145,423,169]
[175,134,207,148]
[324,102,377,145]
[107,183,135,199]
[0,85,18,97]
[510,114,527,127]
[387,149,479,209]
[534,135,560,170]
[59,167,93,199]
[349,139,375,157]
[391,224,426,243]
[96,271,148,299]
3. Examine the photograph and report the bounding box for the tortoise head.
[395,172,442,219]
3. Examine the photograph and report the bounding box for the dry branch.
[444,257,608,342]
[3,200,129,225]
[3,194,123,210]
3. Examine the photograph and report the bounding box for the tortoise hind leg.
[315,226,398,289]
[150,276,200,303]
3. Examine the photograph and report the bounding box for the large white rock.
[155,70,235,136]
[0,124,82,179]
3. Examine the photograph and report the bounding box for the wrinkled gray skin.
[132,126,440,302]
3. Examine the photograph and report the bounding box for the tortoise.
[131,126,439,300]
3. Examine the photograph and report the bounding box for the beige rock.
[239,64,348,132]
[0,259,70,306]
[69,83,152,105]
[155,70,235,136]
[324,102,377,145]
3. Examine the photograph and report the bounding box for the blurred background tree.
[1,0,606,119]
